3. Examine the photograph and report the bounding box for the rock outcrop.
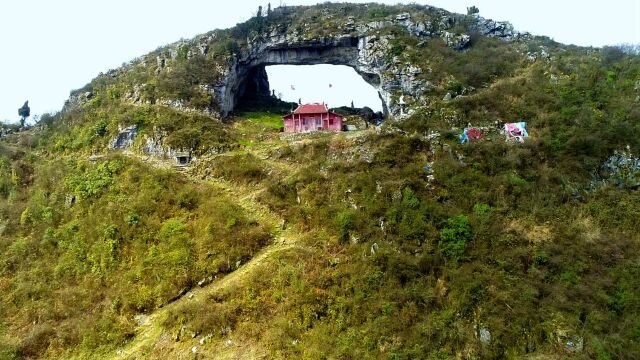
[109,126,138,149]
[72,4,528,118]
[209,6,524,118]
[592,148,640,189]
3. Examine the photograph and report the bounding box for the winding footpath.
[97,149,306,360]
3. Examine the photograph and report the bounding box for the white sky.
[0,0,638,122]
[267,65,384,111]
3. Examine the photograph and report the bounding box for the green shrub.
[401,187,420,209]
[125,212,140,226]
[390,43,406,57]
[533,251,550,266]
[334,209,355,244]
[560,271,579,285]
[64,160,123,199]
[439,215,471,262]
[176,189,199,210]
[472,203,491,215]
[447,81,465,96]
[366,4,391,19]
[93,120,108,138]
[592,339,611,360]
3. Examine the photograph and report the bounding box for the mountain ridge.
[65,2,555,120]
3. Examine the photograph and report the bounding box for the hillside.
[1,2,640,359]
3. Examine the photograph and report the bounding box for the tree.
[18,101,30,127]
[257,5,263,17]
[467,6,479,15]
[614,43,640,55]
[267,3,272,15]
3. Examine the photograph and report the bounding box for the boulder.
[556,330,584,352]
[443,32,471,50]
[395,13,410,21]
[478,326,491,345]
[470,18,517,40]
[134,314,150,326]
[370,242,379,255]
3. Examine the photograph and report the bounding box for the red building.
[283,103,343,133]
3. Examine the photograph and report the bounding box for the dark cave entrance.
[236,66,293,114]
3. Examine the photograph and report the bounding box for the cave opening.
[236,64,386,120]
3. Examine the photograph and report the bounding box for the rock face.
[109,126,138,149]
[0,127,13,139]
[211,8,523,118]
[592,149,640,189]
[142,133,178,159]
[469,19,517,39]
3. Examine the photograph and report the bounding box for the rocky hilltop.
[69,3,550,119]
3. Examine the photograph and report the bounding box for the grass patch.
[238,112,284,130]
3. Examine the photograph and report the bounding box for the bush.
[334,209,355,244]
[64,159,123,199]
[473,203,491,215]
[18,324,55,358]
[210,154,266,183]
[366,4,391,19]
[439,215,471,262]
[0,342,18,360]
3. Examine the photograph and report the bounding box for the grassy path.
[105,241,302,360]
[98,144,305,359]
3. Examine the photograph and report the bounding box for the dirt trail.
[107,241,301,360]
[99,148,305,360]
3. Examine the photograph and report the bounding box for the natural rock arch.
[214,35,395,117]
[108,7,520,120]
[209,8,519,118]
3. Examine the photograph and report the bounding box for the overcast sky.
[1,0,638,122]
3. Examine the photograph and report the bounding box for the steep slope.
[1,2,640,359]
